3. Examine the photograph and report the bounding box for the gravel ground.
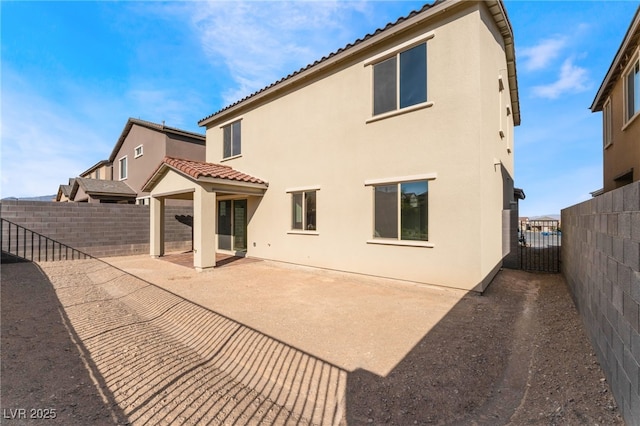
[1,259,624,425]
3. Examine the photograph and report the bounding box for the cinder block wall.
[561,181,640,425]
[0,201,193,258]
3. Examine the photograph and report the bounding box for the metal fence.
[519,220,561,273]
[1,218,91,262]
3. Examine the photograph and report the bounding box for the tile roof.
[163,157,266,184]
[142,156,268,193]
[198,1,443,125]
[198,0,520,127]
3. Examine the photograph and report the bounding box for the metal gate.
[519,219,561,272]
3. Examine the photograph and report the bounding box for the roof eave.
[197,176,268,190]
[486,0,520,126]
[109,118,206,163]
[198,0,465,128]
[199,0,521,128]
[141,163,174,193]
[591,6,640,112]
[80,160,110,177]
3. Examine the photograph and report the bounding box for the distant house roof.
[198,0,520,128]
[142,157,268,193]
[80,159,110,178]
[60,184,72,197]
[71,177,137,200]
[591,6,640,111]
[55,184,73,202]
[108,118,205,163]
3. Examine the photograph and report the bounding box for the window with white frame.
[603,99,612,148]
[625,57,640,122]
[372,42,427,116]
[223,120,241,158]
[372,180,428,241]
[291,190,317,231]
[134,144,143,158]
[119,156,127,180]
[95,168,101,180]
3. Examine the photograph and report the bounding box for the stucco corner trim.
[366,239,434,248]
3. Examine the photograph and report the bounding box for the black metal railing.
[519,220,561,273]
[1,218,91,262]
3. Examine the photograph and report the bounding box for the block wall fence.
[561,181,640,425]
[0,201,193,258]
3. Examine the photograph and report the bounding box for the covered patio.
[142,156,268,271]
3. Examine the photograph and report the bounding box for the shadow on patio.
[35,259,346,425]
[1,261,128,425]
[6,258,606,425]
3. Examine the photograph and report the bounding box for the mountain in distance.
[1,195,56,202]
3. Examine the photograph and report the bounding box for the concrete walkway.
[103,254,467,377]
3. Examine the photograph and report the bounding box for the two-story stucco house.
[144,0,521,291]
[591,6,640,194]
[56,118,206,204]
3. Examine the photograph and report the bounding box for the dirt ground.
[1,259,624,425]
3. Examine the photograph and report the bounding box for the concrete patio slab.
[103,254,467,377]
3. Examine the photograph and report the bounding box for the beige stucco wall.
[603,64,640,192]
[200,2,516,291]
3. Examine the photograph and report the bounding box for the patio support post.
[193,186,216,271]
[150,196,165,258]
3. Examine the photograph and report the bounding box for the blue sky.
[1,1,638,216]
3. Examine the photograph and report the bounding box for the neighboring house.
[55,179,75,203]
[144,0,521,291]
[108,118,206,205]
[591,6,640,193]
[69,177,137,204]
[56,118,206,204]
[80,160,112,181]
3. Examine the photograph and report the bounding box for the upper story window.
[373,43,427,116]
[625,57,640,123]
[603,99,612,148]
[95,168,101,180]
[134,144,143,158]
[223,120,241,159]
[119,156,127,180]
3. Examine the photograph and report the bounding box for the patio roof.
[142,156,268,193]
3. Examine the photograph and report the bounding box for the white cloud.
[1,71,114,198]
[519,37,567,71]
[531,58,590,99]
[188,1,371,106]
[126,89,201,131]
